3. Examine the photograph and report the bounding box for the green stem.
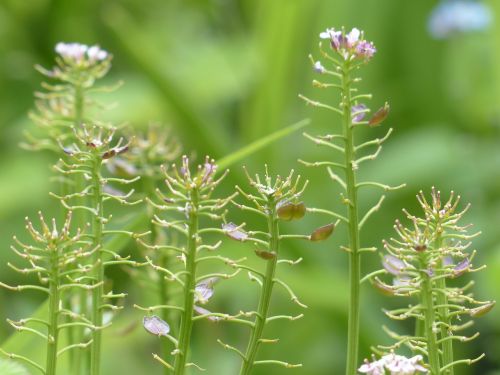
[435,231,453,374]
[145,174,171,375]
[341,62,361,375]
[173,189,199,375]
[71,83,86,375]
[420,252,441,375]
[90,155,104,375]
[239,199,279,375]
[45,244,61,375]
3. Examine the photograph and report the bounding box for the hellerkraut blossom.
[300,27,404,375]
[55,42,108,64]
[319,27,376,60]
[359,353,428,375]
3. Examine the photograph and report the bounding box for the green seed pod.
[254,249,277,260]
[368,102,390,127]
[277,201,306,221]
[310,223,335,241]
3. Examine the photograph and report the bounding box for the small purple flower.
[351,104,367,123]
[356,40,376,60]
[313,61,326,74]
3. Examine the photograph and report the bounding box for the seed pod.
[222,222,248,241]
[368,102,390,127]
[310,222,335,241]
[469,301,496,317]
[255,249,277,260]
[277,201,306,221]
[371,278,395,296]
[143,315,170,337]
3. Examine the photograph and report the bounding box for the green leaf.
[216,118,310,170]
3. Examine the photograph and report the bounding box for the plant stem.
[173,189,199,374]
[90,154,104,375]
[420,252,441,375]
[239,198,279,375]
[45,243,61,375]
[435,232,453,374]
[341,61,361,375]
[72,83,86,375]
[144,174,171,375]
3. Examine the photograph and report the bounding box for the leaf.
[216,118,310,170]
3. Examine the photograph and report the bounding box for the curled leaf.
[143,315,170,337]
[310,223,335,241]
[469,301,495,317]
[255,249,277,260]
[222,222,248,241]
[368,102,390,127]
[277,201,306,221]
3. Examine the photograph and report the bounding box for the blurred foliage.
[0,0,499,374]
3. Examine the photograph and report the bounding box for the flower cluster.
[55,42,109,65]
[359,353,427,375]
[319,27,376,61]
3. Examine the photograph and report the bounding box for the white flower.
[313,61,326,73]
[55,42,108,64]
[359,353,428,375]
[87,45,108,62]
[346,27,361,48]
[319,28,335,39]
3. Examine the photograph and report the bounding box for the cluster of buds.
[368,188,494,372]
[319,27,376,62]
[359,352,428,375]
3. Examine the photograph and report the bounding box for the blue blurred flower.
[428,0,492,39]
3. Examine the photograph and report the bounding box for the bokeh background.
[1,0,499,374]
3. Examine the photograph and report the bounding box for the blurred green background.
[1,0,499,374]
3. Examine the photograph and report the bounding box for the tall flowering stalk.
[138,156,241,373]
[219,167,335,374]
[367,189,495,374]
[300,27,404,374]
[117,125,181,370]
[53,125,144,375]
[24,42,117,375]
[0,212,93,374]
